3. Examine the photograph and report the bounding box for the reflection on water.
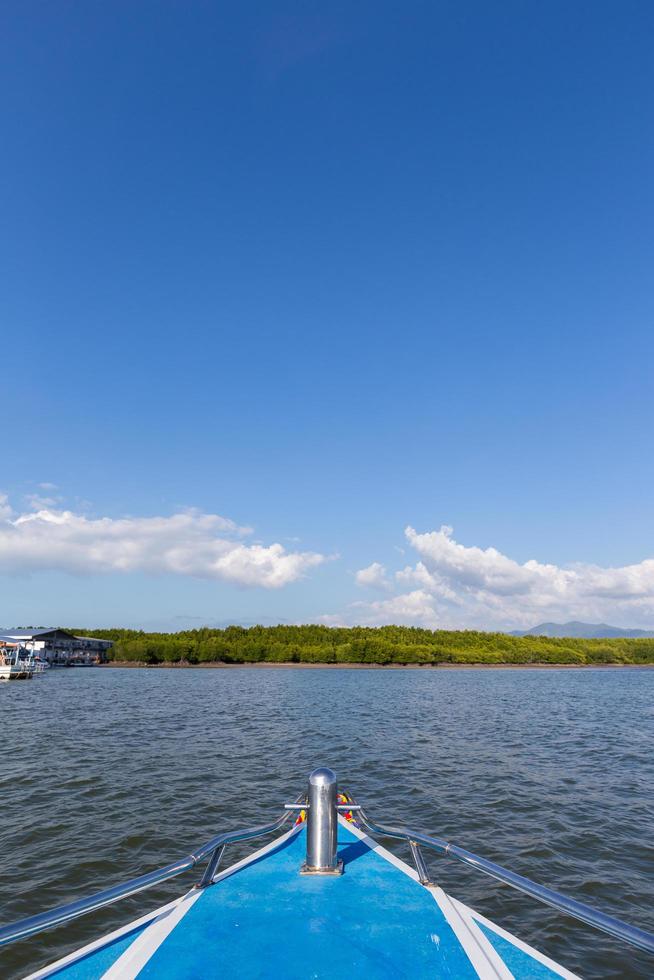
[1,667,652,978]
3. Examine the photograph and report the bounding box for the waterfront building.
[0,628,112,665]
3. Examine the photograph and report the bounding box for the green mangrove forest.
[73,625,654,666]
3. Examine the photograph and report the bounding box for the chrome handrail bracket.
[409,841,434,887]
[197,844,225,889]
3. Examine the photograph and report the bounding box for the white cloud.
[395,561,460,601]
[0,497,326,589]
[25,493,61,510]
[0,494,13,521]
[349,590,441,628]
[329,524,654,630]
[355,561,392,591]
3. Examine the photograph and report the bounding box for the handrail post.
[197,844,225,888]
[302,767,342,875]
[409,841,433,886]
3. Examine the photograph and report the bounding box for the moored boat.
[0,646,35,681]
[1,768,652,978]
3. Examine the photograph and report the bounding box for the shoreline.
[99,660,653,670]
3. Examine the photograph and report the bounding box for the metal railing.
[0,769,653,960]
[0,804,301,948]
[351,802,654,956]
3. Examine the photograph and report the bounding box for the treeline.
[70,625,654,665]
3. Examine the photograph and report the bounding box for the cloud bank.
[0,495,325,589]
[345,524,654,630]
[355,562,392,592]
[5,490,653,628]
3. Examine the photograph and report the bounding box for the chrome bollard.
[302,767,342,875]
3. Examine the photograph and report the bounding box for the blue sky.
[2,1,654,630]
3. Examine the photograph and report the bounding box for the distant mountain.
[512,621,654,639]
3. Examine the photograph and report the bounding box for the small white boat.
[0,646,35,680]
[0,767,652,977]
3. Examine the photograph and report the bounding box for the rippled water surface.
[1,666,653,979]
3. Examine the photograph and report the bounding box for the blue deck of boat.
[140,824,475,980]
[36,821,575,979]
